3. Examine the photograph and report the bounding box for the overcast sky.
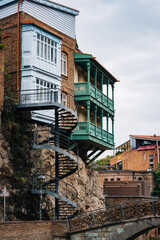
[54,0,160,156]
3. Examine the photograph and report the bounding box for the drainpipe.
[17,0,24,102]
[156,140,159,166]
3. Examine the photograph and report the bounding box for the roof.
[0,0,79,15]
[130,135,160,141]
[74,52,119,83]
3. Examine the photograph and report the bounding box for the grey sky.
[54,0,160,155]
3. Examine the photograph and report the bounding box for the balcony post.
[112,84,114,109]
[101,74,104,103]
[101,109,103,139]
[87,100,90,133]
[107,113,109,141]
[94,105,97,136]
[107,79,109,107]
[87,62,91,95]
[94,68,97,98]
[112,116,114,145]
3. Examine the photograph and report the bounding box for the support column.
[107,79,109,107]
[87,101,90,133]
[94,68,97,98]
[101,109,103,139]
[87,62,91,95]
[112,84,114,109]
[55,108,59,220]
[101,74,104,103]
[112,116,114,145]
[107,113,109,141]
[94,105,97,136]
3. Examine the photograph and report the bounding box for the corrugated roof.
[0,0,79,16]
[130,135,160,140]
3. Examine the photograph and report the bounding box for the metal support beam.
[88,150,105,165]
[55,108,59,220]
[87,148,99,158]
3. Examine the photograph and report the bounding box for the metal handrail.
[68,199,160,231]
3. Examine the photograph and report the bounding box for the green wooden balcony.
[74,82,114,111]
[71,122,114,148]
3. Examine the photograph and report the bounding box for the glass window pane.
[41,42,43,58]
[37,41,40,56]
[54,48,57,64]
[45,44,47,60]
[48,46,50,61]
[51,48,53,62]
[64,62,66,75]
[37,34,40,39]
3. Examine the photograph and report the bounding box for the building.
[0,0,118,163]
[111,135,160,171]
[0,0,118,219]
[72,51,118,162]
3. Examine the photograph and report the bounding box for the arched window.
[61,52,67,76]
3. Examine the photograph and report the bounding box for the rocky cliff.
[0,116,105,221]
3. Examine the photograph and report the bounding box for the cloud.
[54,0,160,156]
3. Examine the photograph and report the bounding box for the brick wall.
[110,148,159,171]
[0,220,68,240]
[0,11,76,108]
[103,180,151,196]
[98,171,154,191]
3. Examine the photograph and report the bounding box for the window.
[149,155,153,167]
[61,92,67,106]
[36,78,56,102]
[37,33,58,64]
[61,52,67,76]
[118,161,123,170]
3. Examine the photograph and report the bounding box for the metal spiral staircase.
[16,89,79,220]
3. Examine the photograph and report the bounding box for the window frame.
[61,52,67,76]
[37,33,58,65]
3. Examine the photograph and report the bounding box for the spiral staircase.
[17,89,79,220]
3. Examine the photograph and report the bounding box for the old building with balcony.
[0,0,118,164]
[71,52,118,163]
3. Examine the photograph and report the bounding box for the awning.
[137,145,156,151]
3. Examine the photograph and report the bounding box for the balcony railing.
[72,121,114,145]
[74,82,114,110]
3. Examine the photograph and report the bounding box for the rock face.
[66,158,105,212]
[0,123,105,220]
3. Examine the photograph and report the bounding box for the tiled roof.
[130,135,160,140]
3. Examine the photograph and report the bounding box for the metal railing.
[68,200,160,232]
[5,88,77,111]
